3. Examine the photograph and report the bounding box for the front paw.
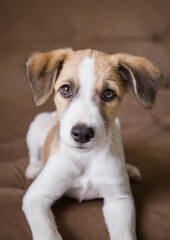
[55,232,63,240]
[113,232,137,240]
[32,232,63,240]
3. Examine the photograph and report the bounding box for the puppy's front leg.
[22,153,78,240]
[103,194,136,240]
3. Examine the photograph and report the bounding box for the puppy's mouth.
[60,137,89,150]
[74,144,87,150]
[70,141,89,151]
[60,134,106,152]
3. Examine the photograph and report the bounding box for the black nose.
[71,125,95,143]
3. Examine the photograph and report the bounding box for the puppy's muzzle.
[71,124,95,144]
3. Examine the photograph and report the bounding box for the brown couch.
[0,1,170,239]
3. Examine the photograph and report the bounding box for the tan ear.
[113,54,162,108]
[26,48,73,106]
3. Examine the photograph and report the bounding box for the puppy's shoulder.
[42,121,60,165]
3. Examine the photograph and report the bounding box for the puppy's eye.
[60,85,72,98]
[102,89,117,102]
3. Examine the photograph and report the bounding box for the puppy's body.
[22,49,161,240]
[25,111,57,179]
[25,111,135,240]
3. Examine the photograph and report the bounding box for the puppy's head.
[26,48,161,151]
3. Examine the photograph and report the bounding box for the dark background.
[0,0,170,144]
[0,1,170,240]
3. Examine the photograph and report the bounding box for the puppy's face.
[26,49,161,151]
[53,50,125,150]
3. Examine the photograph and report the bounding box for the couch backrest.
[0,0,169,144]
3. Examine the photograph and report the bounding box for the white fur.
[23,56,140,240]
[79,56,96,101]
[60,56,105,151]
[126,163,142,182]
[25,112,56,179]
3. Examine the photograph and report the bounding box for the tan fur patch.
[92,51,126,129]
[26,48,73,106]
[53,49,96,120]
[112,53,161,108]
[42,122,60,165]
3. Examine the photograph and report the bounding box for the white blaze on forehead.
[78,56,96,100]
[59,55,106,148]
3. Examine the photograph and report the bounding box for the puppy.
[22,48,161,240]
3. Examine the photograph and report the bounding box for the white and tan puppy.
[22,48,161,240]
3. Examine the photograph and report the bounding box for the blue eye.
[60,85,72,98]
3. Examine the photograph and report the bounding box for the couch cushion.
[0,188,31,240]
[0,151,170,240]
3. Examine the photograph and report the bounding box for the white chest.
[65,174,103,201]
[64,153,125,201]
[60,128,127,201]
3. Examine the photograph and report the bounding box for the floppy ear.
[114,54,162,108]
[26,48,73,106]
